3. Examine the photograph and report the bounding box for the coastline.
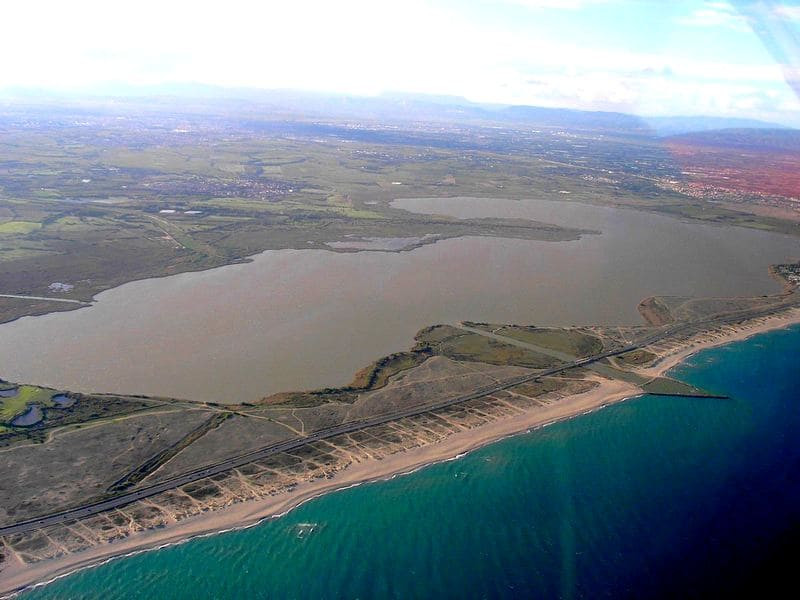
[0,378,638,597]
[4,309,800,597]
[636,308,800,379]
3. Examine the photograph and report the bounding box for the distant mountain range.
[0,83,792,137]
[371,92,789,136]
[641,116,790,137]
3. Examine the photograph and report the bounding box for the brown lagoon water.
[0,198,797,403]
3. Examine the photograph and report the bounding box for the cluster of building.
[775,263,800,286]
[139,175,293,201]
[656,177,800,215]
[48,282,74,293]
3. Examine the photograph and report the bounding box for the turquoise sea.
[21,325,800,599]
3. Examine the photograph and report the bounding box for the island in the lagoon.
[1,261,799,596]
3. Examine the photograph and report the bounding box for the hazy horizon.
[3,1,800,126]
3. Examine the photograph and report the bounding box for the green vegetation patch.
[421,328,560,369]
[349,351,432,390]
[0,386,159,447]
[438,334,537,367]
[642,377,721,397]
[0,221,42,234]
[415,324,468,345]
[0,385,55,422]
[616,349,657,367]
[490,325,603,358]
[415,325,561,368]
[266,389,358,408]
[49,216,115,231]
[270,350,431,407]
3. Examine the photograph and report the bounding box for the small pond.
[11,404,43,427]
[51,393,75,408]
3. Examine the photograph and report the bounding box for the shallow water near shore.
[0,198,796,402]
[20,324,800,599]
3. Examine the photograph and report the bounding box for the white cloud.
[497,0,616,9]
[772,5,800,21]
[676,2,749,30]
[501,66,800,124]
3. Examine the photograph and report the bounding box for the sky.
[2,0,800,124]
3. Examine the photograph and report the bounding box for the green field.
[474,325,604,358]
[0,385,55,421]
[0,221,41,234]
[415,325,563,369]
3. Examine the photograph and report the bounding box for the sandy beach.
[636,308,800,379]
[4,309,800,597]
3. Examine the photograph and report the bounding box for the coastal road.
[1,300,796,537]
[0,294,90,305]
